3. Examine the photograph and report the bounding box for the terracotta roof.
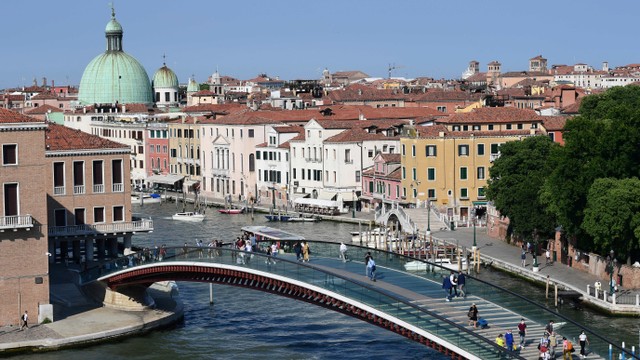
[465,72,488,82]
[25,104,63,115]
[439,107,547,124]
[530,55,546,60]
[182,103,246,114]
[501,71,551,78]
[192,90,216,96]
[561,99,581,114]
[0,107,43,124]
[379,153,401,163]
[324,128,395,143]
[541,116,568,131]
[45,123,128,151]
[327,84,405,102]
[412,91,480,102]
[273,126,304,134]
[31,92,58,100]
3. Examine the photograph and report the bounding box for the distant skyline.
[2,0,639,89]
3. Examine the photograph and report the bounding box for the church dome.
[187,77,199,93]
[152,65,179,89]
[78,9,152,105]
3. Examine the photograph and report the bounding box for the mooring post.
[209,283,213,305]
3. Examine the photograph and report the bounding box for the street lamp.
[607,250,616,294]
[427,197,431,234]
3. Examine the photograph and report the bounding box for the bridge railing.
[84,245,523,360]
[305,241,633,360]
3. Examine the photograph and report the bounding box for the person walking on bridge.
[364,252,372,276]
[467,303,478,328]
[517,318,527,349]
[449,271,459,298]
[367,257,377,281]
[442,275,453,301]
[339,242,348,262]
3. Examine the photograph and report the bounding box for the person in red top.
[517,318,527,349]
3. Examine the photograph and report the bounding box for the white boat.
[172,211,205,222]
[404,258,468,272]
[131,193,162,204]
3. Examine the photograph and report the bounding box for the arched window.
[249,153,255,172]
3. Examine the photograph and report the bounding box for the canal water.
[13,203,640,359]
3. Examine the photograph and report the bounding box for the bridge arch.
[99,261,481,360]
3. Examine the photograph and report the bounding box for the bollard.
[622,342,625,360]
[613,293,617,305]
[209,283,213,305]
[546,276,550,299]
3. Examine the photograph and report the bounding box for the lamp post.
[426,197,431,234]
[608,250,616,294]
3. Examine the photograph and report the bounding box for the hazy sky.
[2,0,639,89]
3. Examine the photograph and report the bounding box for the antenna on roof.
[388,63,404,79]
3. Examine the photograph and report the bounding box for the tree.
[582,178,640,262]
[486,136,558,242]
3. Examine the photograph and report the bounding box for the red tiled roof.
[439,107,546,124]
[542,116,568,131]
[45,123,128,151]
[324,128,394,143]
[183,103,246,115]
[412,90,480,102]
[31,92,58,100]
[0,107,43,123]
[192,90,216,96]
[327,84,405,102]
[380,153,401,163]
[25,104,63,115]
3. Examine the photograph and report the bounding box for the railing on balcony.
[490,153,501,162]
[48,219,154,237]
[0,215,33,230]
[212,168,229,177]
[53,186,65,195]
[112,183,124,192]
[93,184,105,193]
[73,185,85,194]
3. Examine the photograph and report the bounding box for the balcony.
[93,184,105,193]
[489,153,501,162]
[73,185,85,194]
[53,186,65,195]
[48,219,154,237]
[212,168,230,177]
[0,215,33,231]
[112,183,124,192]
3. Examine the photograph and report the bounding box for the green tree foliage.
[542,86,640,251]
[486,136,558,241]
[583,178,640,259]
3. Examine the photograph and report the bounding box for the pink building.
[361,153,402,209]
[145,122,170,178]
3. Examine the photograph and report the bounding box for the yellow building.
[167,116,207,190]
[400,107,547,221]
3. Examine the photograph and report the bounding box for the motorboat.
[131,193,162,204]
[265,214,291,222]
[287,216,318,222]
[219,207,245,214]
[404,257,468,272]
[172,211,205,222]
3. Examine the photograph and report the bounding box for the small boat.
[219,207,245,214]
[265,214,291,222]
[404,257,468,272]
[131,193,162,204]
[172,211,205,222]
[287,216,318,222]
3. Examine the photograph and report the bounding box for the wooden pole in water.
[476,250,481,273]
[546,275,550,299]
[554,283,558,307]
[209,283,214,305]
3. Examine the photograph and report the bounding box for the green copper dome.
[187,77,199,92]
[78,9,152,105]
[153,65,179,89]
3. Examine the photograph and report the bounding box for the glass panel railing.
[81,245,523,360]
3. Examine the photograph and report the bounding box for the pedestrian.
[562,337,573,360]
[244,241,253,264]
[546,249,551,265]
[545,320,555,336]
[442,275,453,302]
[495,333,505,347]
[20,310,28,330]
[521,250,527,267]
[548,331,558,359]
[539,333,550,359]
[183,242,189,257]
[578,330,589,358]
[302,241,310,262]
[293,241,302,261]
[367,257,377,281]
[457,272,466,298]
[517,318,527,349]
[467,303,478,328]
[159,244,166,261]
[339,242,348,262]
[364,252,372,276]
[449,271,459,298]
[505,329,514,351]
[270,242,279,261]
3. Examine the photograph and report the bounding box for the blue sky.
[2,0,639,89]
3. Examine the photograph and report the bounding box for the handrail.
[83,246,524,360]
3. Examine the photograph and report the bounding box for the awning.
[338,191,358,202]
[147,174,184,185]
[317,190,337,201]
[472,201,488,206]
[293,197,340,208]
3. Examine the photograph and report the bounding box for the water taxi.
[172,211,206,222]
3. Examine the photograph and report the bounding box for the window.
[112,159,123,192]
[256,151,261,160]
[402,167,406,179]
[113,206,124,222]
[412,168,417,180]
[425,145,437,157]
[477,144,485,156]
[249,154,255,172]
[93,207,105,223]
[2,144,17,165]
[248,129,254,138]
[53,162,65,195]
[355,170,361,182]
[437,106,447,112]
[428,188,436,199]
[369,181,374,192]
[517,123,523,130]
[460,188,468,199]
[345,149,352,163]
[490,143,501,155]
[460,167,468,180]
[488,124,494,130]
[477,167,485,180]
[74,208,85,225]
[458,145,469,156]
[472,125,481,131]
[402,144,406,156]
[427,168,435,181]
[368,150,374,158]
[548,133,555,142]
[506,124,513,130]
[73,161,85,194]
[3,183,18,216]
[92,160,104,193]
[478,187,486,198]
[411,145,416,157]
[413,188,417,198]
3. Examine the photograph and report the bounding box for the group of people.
[442,271,466,301]
[493,318,589,359]
[293,241,310,262]
[364,252,377,281]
